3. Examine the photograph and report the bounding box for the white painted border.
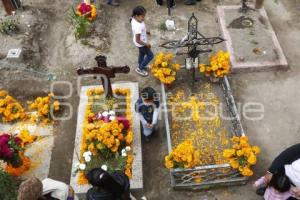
[70,82,142,195]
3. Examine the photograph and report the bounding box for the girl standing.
[131,6,154,77]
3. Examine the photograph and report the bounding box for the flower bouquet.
[77,88,134,185]
[76,2,97,22]
[199,51,231,82]
[150,52,181,86]
[28,93,60,124]
[223,136,260,177]
[164,139,200,169]
[0,134,23,168]
[0,90,27,123]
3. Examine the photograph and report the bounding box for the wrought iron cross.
[77,55,130,98]
[160,13,225,83]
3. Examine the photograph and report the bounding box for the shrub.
[0,168,18,200]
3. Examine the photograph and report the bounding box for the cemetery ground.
[1,0,300,199]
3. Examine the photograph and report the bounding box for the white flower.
[121,149,126,154]
[125,146,131,152]
[83,151,92,158]
[122,152,127,157]
[102,111,109,117]
[79,163,86,170]
[101,165,108,171]
[109,110,115,116]
[84,156,91,162]
[109,116,116,121]
[96,113,102,119]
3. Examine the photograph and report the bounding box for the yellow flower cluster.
[18,129,37,148]
[165,139,200,169]
[125,154,134,178]
[0,90,27,123]
[223,136,260,177]
[150,52,181,84]
[78,87,134,184]
[28,93,60,124]
[199,51,231,78]
[83,119,125,153]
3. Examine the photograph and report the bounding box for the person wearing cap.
[135,87,160,142]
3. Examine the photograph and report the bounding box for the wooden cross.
[77,55,130,98]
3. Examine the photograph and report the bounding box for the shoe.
[135,68,148,77]
[184,0,196,5]
[107,1,119,6]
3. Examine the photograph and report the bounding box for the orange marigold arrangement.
[199,51,231,78]
[27,93,60,124]
[150,52,181,85]
[5,154,31,177]
[0,90,27,123]
[223,135,260,177]
[165,139,200,169]
[77,88,134,184]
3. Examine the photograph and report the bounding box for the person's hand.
[145,43,151,48]
[291,187,300,198]
[147,31,151,36]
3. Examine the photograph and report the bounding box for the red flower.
[78,3,92,15]
[117,116,130,130]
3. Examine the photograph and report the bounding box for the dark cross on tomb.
[239,0,255,13]
[77,55,130,98]
[160,13,225,85]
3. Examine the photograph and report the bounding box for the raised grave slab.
[70,82,143,197]
[217,5,288,72]
[0,122,54,180]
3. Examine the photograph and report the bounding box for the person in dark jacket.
[86,168,130,200]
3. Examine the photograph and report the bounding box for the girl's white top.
[131,18,147,47]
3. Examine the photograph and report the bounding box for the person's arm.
[151,106,160,125]
[138,113,148,125]
[136,34,151,48]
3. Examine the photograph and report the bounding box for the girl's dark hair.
[130,6,146,22]
[269,171,291,193]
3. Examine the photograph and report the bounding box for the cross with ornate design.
[77,55,130,98]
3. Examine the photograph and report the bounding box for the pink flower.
[0,134,10,146]
[78,3,92,14]
[14,137,22,145]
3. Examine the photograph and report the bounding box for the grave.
[217,5,288,72]
[70,82,143,197]
[0,122,55,180]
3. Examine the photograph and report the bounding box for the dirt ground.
[1,0,300,199]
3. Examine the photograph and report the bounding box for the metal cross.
[160,13,225,83]
[77,55,130,98]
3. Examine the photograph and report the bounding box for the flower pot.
[255,0,265,9]
[209,76,220,83]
